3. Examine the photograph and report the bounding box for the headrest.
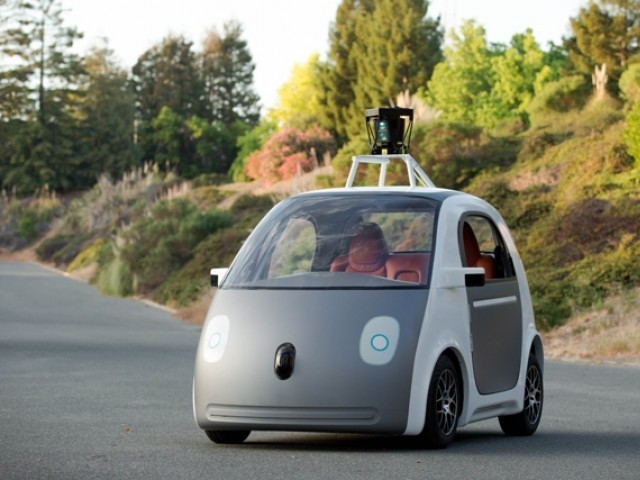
[348,223,388,272]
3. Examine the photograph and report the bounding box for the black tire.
[205,430,251,444]
[499,354,543,436]
[420,354,461,449]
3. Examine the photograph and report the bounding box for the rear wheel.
[499,354,543,436]
[420,354,460,449]
[205,430,251,444]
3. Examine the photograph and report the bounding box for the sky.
[64,0,587,110]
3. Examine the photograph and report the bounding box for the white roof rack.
[345,154,436,188]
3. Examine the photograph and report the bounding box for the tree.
[269,53,325,128]
[565,0,640,90]
[132,35,204,163]
[186,116,243,175]
[353,0,442,118]
[0,0,86,193]
[228,120,277,182]
[426,23,563,128]
[318,0,374,142]
[491,30,560,118]
[76,43,138,180]
[425,20,496,126]
[319,0,442,141]
[199,20,260,125]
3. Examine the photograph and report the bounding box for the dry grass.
[543,288,640,365]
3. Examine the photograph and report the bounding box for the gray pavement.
[1,261,639,479]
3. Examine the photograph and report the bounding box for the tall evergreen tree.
[354,0,442,112]
[565,0,640,89]
[199,20,260,125]
[77,43,138,181]
[319,0,442,142]
[132,35,204,124]
[318,0,374,142]
[0,0,86,193]
[132,35,204,163]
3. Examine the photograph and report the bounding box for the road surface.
[1,261,639,479]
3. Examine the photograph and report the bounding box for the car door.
[461,215,522,395]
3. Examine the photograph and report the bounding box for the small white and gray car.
[193,154,543,449]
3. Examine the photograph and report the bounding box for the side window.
[461,216,514,280]
[269,217,317,278]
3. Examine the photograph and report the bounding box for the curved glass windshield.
[222,193,438,289]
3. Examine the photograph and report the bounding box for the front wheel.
[419,354,460,449]
[205,430,251,444]
[499,354,543,436]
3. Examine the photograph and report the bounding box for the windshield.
[222,193,438,289]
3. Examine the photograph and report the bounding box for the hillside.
[1,98,639,364]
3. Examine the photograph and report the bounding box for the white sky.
[63,0,587,110]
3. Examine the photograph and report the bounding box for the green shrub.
[17,210,38,240]
[527,76,590,126]
[623,100,640,165]
[94,241,133,296]
[412,122,518,189]
[619,64,640,104]
[156,227,250,306]
[120,198,233,294]
[36,234,76,262]
[67,238,105,272]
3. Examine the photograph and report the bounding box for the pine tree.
[77,43,138,181]
[199,20,260,126]
[354,0,442,113]
[0,0,86,193]
[318,0,374,142]
[132,35,204,164]
[319,0,442,142]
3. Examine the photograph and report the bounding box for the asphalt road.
[1,261,639,480]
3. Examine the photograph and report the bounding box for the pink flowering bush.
[245,125,335,183]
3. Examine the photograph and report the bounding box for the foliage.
[619,63,640,103]
[0,0,88,194]
[330,137,371,186]
[623,99,640,163]
[76,43,139,180]
[352,0,442,130]
[526,75,591,123]
[229,120,277,182]
[408,122,519,189]
[199,20,260,125]
[426,22,565,128]
[467,110,640,329]
[244,125,335,184]
[157,193,275,306]
[269,53,325,128]
[318,0,442,141]
[67,238,105,272]
[0,189,62,248]
[94,241,133,297]
[120,198,232,294]
[156,228,248,306]
[565,0,640,90]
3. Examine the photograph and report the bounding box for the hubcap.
[436,369,458,436]
[524,364,542,425]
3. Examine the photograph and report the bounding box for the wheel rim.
[436,369,458,436]
[524,364,542,425]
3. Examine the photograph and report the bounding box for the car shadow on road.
[232,429,640,456]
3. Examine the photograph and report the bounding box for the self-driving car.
[193,108,543,448]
